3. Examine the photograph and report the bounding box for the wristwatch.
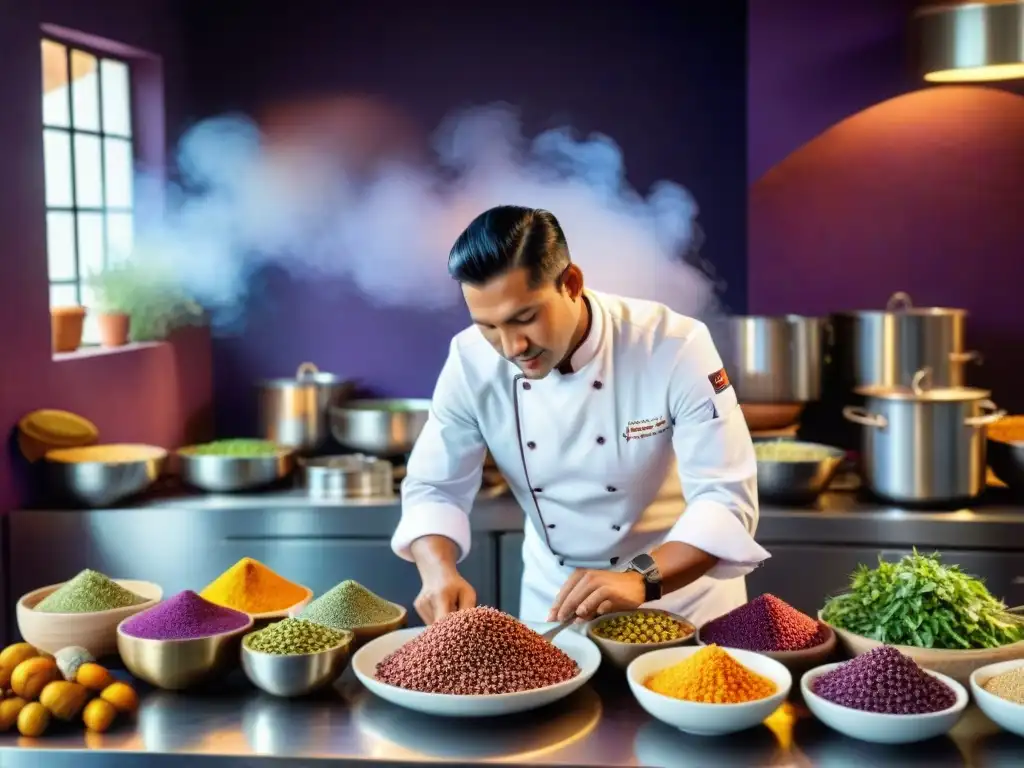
[626,553,662,603]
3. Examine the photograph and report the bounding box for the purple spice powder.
[121,590,250,640]
[812,646,957,714]
[700,594,824,652]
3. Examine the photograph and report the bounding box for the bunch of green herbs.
[821,550,1023,650]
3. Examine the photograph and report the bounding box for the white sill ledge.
[52,341,165,362]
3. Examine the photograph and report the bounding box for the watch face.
[630,553,657,575]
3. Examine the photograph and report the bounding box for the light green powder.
[244,618,349,655]
[35,569,147,613]
[300,580,400,630]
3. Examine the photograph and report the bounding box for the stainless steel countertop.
[0,667,1018,767]
[22,488,1024,549]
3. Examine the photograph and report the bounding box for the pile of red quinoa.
[375,606,579,695]
[812,646,957,714]
[699,593,825,652]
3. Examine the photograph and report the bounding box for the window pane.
[43,128,74,207]
[78,212,104,278]
[49,283,79,310]
[100,58,131,136]
[41,40,70,127]
[46,212,77,281]
[70,49,99,131]
[104,137,133,208]
[107,211,134,262]
[73,133,103,207]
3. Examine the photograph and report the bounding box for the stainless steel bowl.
[117,615,253,691]
[300,454,394,499]
[44,445,167,507]
[329,399,430,457]
[989,439,1024,493]
[754,439,846,504]
[177,449,296,492]
[241,630,353,697]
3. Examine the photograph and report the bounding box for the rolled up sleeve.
[663,323,770,579]
[391,340,487,564]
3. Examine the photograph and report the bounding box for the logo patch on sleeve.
[708,368,731,394]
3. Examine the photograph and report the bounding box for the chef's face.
[464,265,585,379]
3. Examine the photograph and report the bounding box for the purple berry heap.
[812,646,957,714]
[700,594,824,652]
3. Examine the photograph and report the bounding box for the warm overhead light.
[913,1,1024,83]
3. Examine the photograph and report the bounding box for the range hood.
[913,1,1024,82]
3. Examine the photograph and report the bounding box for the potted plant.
[50,305,87,353]
[86,260,205,346]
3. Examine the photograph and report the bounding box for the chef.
[391,205,769,627]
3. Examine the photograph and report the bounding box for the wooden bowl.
[17,580,163,657]
[287,601,407,650]
[819,611,1024,685]
[584,609,696,670]
[696,621,837,675]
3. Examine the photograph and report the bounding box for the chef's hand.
[548,569,645,622]
[414,568,476,625]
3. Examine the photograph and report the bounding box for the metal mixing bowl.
[329,399,431,457]
[177,449,296,492]
[44,446,167,507]
[241,630,353,697]
[754,439,846,504]
[117,616,254,691]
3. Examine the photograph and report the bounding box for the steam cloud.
[137,103,722,327]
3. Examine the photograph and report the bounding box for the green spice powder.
[35,569,148,613]
[300,580,400,630]
[244,618,349,655]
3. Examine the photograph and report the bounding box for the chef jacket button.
[612,524,621,531]
[547,523,556,529]
[606,485,616,492]
[592,380,603,390]
[527,441,536,450]
[610,557,619,565]
[533,487,543,493]
[596,436,605,445]
[522,382,531,390]
[558,558,565,566]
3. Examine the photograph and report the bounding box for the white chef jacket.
[391,289,769,627]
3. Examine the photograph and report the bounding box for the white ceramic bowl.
[970,659,1024,738]
[801,662,968,744]
[626,645,791,736]
[17,579,163,657]
[352,623,601,717]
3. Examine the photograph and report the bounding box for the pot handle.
[965,400,1007,428]
[843,406,888,429]
[886,291,913,311]
[296,362,320,379]
[950,350,984,366]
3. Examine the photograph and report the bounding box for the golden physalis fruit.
[75,663,112,692]
[17,702,49,737]
[39,681,89,721]
[11,657,59,701]
[82,698,117,733]
[0,644,39,688]
[100,682,138,714]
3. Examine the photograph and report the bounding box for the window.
[41,37,135,345]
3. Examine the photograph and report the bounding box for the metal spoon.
[541,617,576,643]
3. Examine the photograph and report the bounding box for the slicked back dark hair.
[448,205,570,288]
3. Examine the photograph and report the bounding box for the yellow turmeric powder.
[644,645,777,704]
[200,558,307,613]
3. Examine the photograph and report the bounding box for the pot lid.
[855,368,991,402]
[260,362,348,387]
[841,291,967,318]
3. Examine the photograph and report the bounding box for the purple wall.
[177,0,749,436]
[0,0,213,512]
[747,0,1024,412]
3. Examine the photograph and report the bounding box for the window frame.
[42,33,138,329]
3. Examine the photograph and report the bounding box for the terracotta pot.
[97,312,131,347]
[51,306,86,353]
